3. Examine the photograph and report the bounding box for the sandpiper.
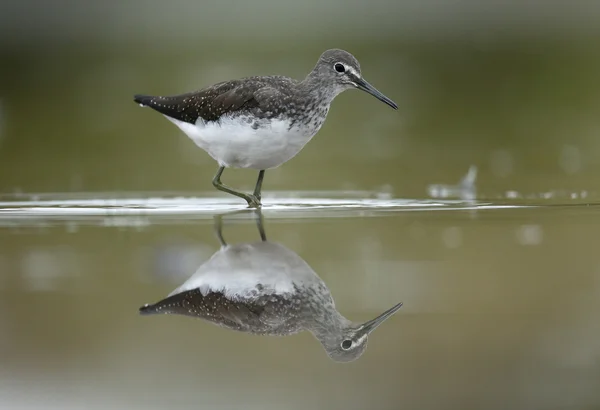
[140,213,403,362]
[134,49,398,208]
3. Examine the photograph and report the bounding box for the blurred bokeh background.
[2,0,600,197]
[2,1,600,409]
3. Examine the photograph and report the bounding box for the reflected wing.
[139,289,266,330]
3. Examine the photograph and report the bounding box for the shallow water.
[1,193,600,409]
[4,14,600,408]
[0,191,521,223]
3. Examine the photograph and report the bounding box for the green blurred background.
[2,2,600,410]
[2,0,600,198]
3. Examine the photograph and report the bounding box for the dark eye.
[341,339,352,350]
[334,63,345,73]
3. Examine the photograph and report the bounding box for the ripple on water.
[0,190,533,228]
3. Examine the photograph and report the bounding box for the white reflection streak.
[0,194,481,214]
[0,192,530,229]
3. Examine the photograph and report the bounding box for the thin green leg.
[253,170,266,202]
[213,214,227,247]
[255,210,267,241]
[212,166,261,208]
[213,209,259,245]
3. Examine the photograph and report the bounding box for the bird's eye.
[334,63,346,73]
[341,339,353,350]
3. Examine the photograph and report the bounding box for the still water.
[1,196,599,409]
[2,27,600,409]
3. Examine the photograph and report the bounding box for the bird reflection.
[140,212,403,362]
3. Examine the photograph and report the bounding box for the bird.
[133,49,398,208]
[139,212,403,362]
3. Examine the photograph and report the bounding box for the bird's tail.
[133,94,155,107]
[138,290,196,317]
[139,302,162,315]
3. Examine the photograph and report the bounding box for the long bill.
[357,302,403,336]
[353,77,398,110]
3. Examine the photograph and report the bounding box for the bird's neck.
[306,309,351,344]
[298,73,341,106]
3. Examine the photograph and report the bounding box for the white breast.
[167,241,325,301]
[164,114,322,170]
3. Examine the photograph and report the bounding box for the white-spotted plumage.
[140,219,404,362]
[134,48,398,206]
[164,114,322,170]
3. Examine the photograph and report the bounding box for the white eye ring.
[333,63,346,73]
[341,339,353,350]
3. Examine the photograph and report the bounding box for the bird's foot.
[245,194,262,208]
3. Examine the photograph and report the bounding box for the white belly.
[165,114,320,169]
[167,242,326,301]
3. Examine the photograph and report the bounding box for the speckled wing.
[139,289,272,332]
[133,80,258,124]
[252,86,286,111]
[133,77,289,125]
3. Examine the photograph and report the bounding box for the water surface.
[1,195,599,409]
[3,14,600,408]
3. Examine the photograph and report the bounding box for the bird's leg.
[213,214,227,247]
[212,166,261,208]
[253,170,266,202]
[254,210,267,242]
[214,209,260,245]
